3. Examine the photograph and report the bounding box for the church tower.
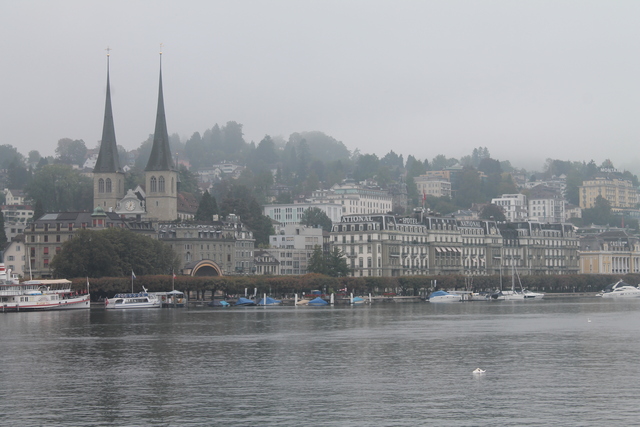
[145,49,178,221]
[93,49,125,211]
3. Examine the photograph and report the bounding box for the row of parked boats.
[427,279,640,303]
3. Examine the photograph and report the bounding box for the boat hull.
[1,295,91,312]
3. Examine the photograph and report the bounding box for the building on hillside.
[565,204,582,221]
[2,204,33,241]
[3,189,26,205]
[2,235,25,278]
[527,185,565,224]
[413,175,452,199]
[388,182,409,213]
[491,194,528,222]
[262,202,342,226]
[311,181,393,215]
[579,230,640,275]
[157,215,255,276]
[579,174,638,211]
[24,208,156,278]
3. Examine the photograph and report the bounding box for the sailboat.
[493,261,544,300]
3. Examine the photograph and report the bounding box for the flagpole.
[131,271,134,293]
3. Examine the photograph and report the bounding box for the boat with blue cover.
[235,297,256,306]
[307,297,328,306]
[257,296,282,305]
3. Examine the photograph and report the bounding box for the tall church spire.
[94,48,122,173]
[145,49,174,172]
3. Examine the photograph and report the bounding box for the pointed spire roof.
[145,52,175,172]
[94,51,122,174]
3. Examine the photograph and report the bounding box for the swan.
[473,368,486,374]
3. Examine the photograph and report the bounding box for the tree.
[195,190,218,221]
[32,200,45,221]
[50,228,179,278]
[28,150,41,165]
[0,212,7,247]
[480,204,506,221]
[177,165,199,195]
[307,246,327,275]
[7,160,30,190]
[307,246,349,277]
[300,207,332,232]
[327,247,349,277]
[55,138,87,165]
[24,165,93,212]
[0,145,25,169]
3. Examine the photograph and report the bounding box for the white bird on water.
[473,368,486,374]
[588,318,591,323]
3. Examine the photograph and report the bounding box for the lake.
[1,298,639,426]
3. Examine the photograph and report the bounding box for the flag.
[173,272,177,279]
[132,271,136,279]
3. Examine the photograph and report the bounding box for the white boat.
[491,263,544,300]
[0,266,90,312]
[600,280,640,298]
[105,287,161,309]
[428,290,462,303]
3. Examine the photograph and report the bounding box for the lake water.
[1,298,639,426]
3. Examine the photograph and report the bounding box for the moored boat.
[0,269,90,312]
[600,280,640,298]
[104,287,161,309]
[428,290,462,303]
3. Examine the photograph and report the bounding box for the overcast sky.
[2,1,640,173]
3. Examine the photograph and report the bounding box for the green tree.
[0,212,7,247]
[195,190,218,221]
[327,247,349,277]
[55,138,87,165]
[177,164,199,195]
[24,165,93,212]
[453,167,483,208]
[300,207,333,232]
[479,203,506,221]
[50,228,179,278]
[32,200,45,221]
[0,145,25,169]
[307,246,327,275]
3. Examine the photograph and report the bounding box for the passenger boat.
[0,266,90,312]
[104,287,161,309]
[599,280,640,298]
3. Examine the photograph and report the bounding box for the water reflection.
[1,299,640,426]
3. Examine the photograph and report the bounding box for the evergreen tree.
[195,191,218,221]
[32,200,45,221]
[0,212,7,247]
[327,247,349,277]
[307,246,327,275]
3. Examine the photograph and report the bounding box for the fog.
[2,1,639,173]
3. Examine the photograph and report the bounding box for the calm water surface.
[1,298,639,426]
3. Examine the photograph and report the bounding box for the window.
[43,247,49,255]
[159,176,165,192]
[150,176,157,192]
[98,178,105,193]
[105,178,112,193]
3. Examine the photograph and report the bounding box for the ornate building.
[329,213,579,278]
[579,230,640,275]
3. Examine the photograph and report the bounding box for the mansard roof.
[145,58,174,172]
[94,59,122,174]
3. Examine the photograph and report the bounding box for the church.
[93,50,179,222]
